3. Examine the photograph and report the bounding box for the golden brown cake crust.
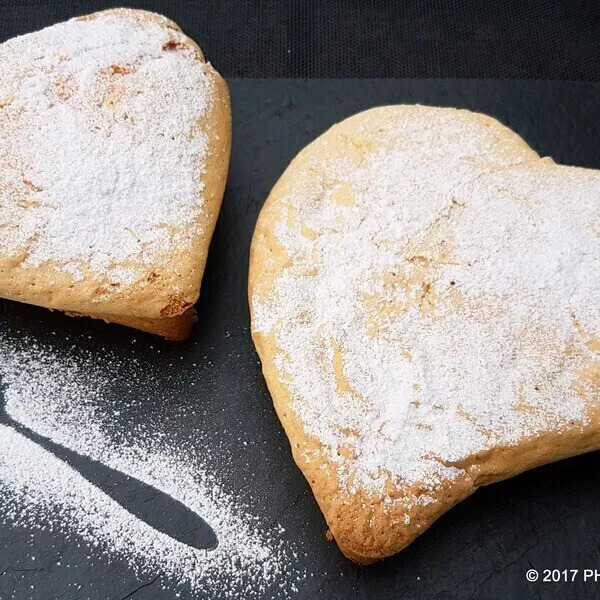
[0,9,232,338]
[65,306,195,341]
[248,105,600,563]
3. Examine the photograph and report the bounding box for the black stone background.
[1,78,600,600]
[1,3,599,600]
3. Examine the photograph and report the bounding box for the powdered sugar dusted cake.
[249,105,600,563]
[0,9,231,339]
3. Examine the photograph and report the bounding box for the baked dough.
[0,9,231,339]
[249,105,600,563]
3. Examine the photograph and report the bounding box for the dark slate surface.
[1,79,600,600]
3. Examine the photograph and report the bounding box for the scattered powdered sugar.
[0,10,214,283]
[252,106,600,498]
[0,333,305,597]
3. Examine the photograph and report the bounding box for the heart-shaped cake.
[249,105,600,563]
[0,9,231,339]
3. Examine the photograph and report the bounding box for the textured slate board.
[0,79,599,600]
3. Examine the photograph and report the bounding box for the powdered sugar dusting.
[0,11,214,284]
[252,106,600,499]
[0,334,305,597]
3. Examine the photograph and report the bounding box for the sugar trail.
[0,332,304,598]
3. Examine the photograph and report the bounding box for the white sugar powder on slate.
[0,334,304,597]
